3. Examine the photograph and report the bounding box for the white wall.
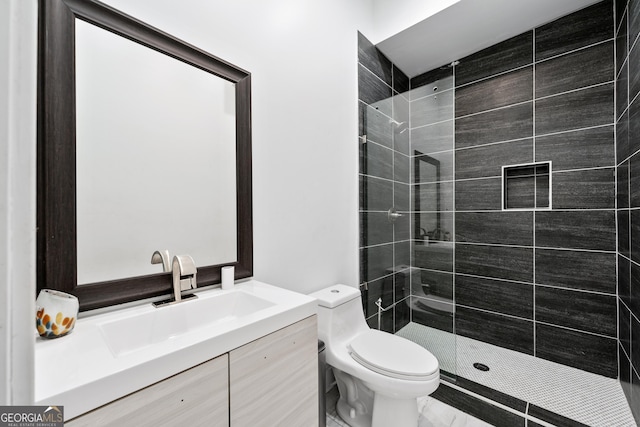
[371,0,459,43]
[98,0,374,295]
[0,0,37,405]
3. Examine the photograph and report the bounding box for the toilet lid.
[348,330,439,381]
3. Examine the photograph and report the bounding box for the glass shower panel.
[360,96,410,334]
[394,72,457,378]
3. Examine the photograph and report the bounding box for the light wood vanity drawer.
[66,354,229,427]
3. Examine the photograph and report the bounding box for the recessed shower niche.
[502,162,551,210]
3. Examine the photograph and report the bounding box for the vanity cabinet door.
[66,354,229,427]
[229,315,318,427]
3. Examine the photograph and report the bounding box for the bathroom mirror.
[37,0,253,311]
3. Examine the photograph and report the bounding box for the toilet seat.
[348,330,438,381]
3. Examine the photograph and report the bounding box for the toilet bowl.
[310,285,439,427]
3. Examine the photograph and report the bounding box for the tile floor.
[396,322,637,427]
[325,385,493,427]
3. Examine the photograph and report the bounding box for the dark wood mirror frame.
[37,0,253,311]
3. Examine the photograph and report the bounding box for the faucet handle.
[172,255,197,291]
[151,250,171,272]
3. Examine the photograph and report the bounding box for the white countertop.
[34,280,317,420]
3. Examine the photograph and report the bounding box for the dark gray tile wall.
[358,32,412,333]
[616,0,640,422]
[409,0,617,379]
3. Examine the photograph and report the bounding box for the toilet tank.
[309,285,369,345]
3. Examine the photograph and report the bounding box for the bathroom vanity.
[35,281,318,426]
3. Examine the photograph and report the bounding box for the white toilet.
[310,284,439,427]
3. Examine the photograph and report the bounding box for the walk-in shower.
[358,0,638,425]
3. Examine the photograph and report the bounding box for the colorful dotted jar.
[35,289,79,339]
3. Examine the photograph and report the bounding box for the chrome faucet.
[172,255,197,303]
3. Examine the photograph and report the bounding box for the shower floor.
[396,322,636,427]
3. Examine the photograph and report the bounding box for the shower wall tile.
[630,152,640,207]
[413,151,454,183]
[410,89,454,128]
[394,152,410,183]
[364,274,394,317]
[631,260,640,316]
[357,32,392,87]
[618,160,630,208]
[535,249,617,294]
[551,168,616,209]
[505,176,535,209]
[360,141,393,179]
[360,244,393,282]
[617,13,627,75]
[455,102,533,148]
[410,268,453,300]
[620,348,632,407]
[535,323,617,378]
[394,211,410,242]
[535,0,614,61]
[535,83,614,136]
[632,210,640,264]
[456,244,533,283]
[362,102,393,148]
[456,275,533,319]
[413,242,453,273]
[619,210,630,257]
[633,315,640,376]
[631,0,640,51]
[411,67,453,92]
[630,38,640,102]
[535,210,616,251]
[360,175,392,211]
[455,31,533,87]
[394,270,411,303]
[535,41,614,99]
[455,138,533,179]
[358,64,393,114]
[456,306,534,355]
[393,64,409,94]
[617,0,627,30]
[535,286,617,336]
[455,67,533,117]
[413,212,454,242]
[411,120,453,155]
[395,241,410,269]
[617,60,629,120]
[617,109,630,163]
[455,178,503,211]
[360,212,393,247]
[620,301,631,355]
[413,181,453,212]
[411,296,454,333]
[528,124,614,173]
[630,98,640,156]
[455,211,533,246]
[431,383,527,427]
[394,182,410,212]
[393,94,410,154]
[619,255,631,306]
[394,297,410,331]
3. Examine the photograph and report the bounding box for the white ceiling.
[376,0,604,78]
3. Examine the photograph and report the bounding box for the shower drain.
[473,362,490,372]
